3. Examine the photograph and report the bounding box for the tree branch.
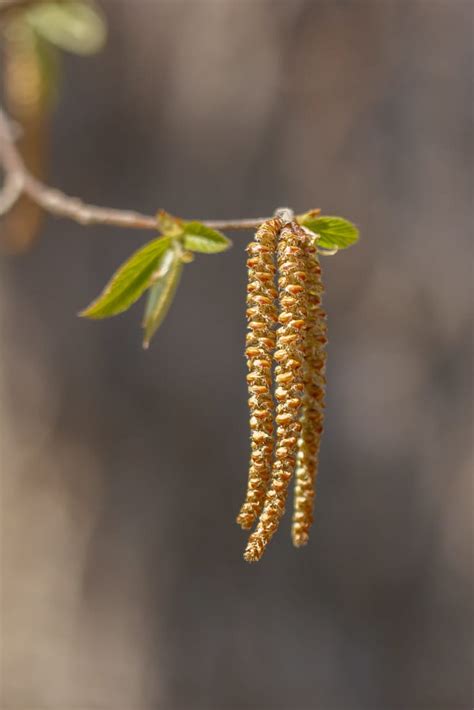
[0,106,272,233]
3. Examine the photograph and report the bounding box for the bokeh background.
[1,1,472,708]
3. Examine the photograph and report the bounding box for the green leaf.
[79,236,172,319]
[298,215,359,251]
[26,1,107,56]
[182,222,231,254]
[142,247,183,349]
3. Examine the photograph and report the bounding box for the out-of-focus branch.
[0,171,23,214]
[0,106,271,232]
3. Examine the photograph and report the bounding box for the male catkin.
[244,220,309,562]
[237,218,282,530]
[292,231,327,547]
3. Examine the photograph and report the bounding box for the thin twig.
[0,106,271,233]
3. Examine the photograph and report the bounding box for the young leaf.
[298,216,359,251]
[80,236,172,319]
[183,222,231,254]
[26,0,107,56]
[142,247,183,349]
[156,210,185,238]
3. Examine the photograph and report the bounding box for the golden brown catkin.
[292,237,327,547]
[244,220,309,562]
[237,218,282,530]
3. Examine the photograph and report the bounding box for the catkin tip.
[243,543,263,563]
[292,531,309,547]
[236,511,254,530]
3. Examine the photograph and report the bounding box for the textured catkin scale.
[236,218,282,530]
[292,236,327,547]
[244,221,309,562]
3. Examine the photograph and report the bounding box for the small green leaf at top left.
[79,236,172,319]
[26,0,107,56]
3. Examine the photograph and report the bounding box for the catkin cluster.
[237,218,327,562]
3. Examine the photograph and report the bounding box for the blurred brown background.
[1,1,472,708]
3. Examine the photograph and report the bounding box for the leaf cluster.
[80,210,358,348]
[80,212,231,348]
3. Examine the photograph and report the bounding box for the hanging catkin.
[244,220,309,562]
[237,217,282,530]
[292,235,327,547]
